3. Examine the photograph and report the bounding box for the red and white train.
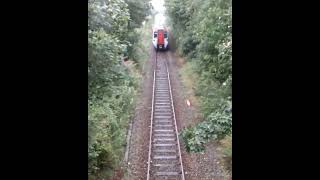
[152,26,169,51]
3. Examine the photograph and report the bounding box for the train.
[152,26,169,51]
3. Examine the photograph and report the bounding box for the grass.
[134,16,153,73]
[179,60,200,108]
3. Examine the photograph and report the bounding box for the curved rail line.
[147,51,185,180]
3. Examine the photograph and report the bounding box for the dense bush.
[88,0,150,178]
[165,0,232,152]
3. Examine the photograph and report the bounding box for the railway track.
[147,52,185,180]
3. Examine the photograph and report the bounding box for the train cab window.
[164,32,168,38]
[154,33,157,38]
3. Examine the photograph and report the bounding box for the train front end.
[152,27,169,51]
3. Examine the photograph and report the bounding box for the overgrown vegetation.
[165,0,232,152]
[88,0,150,178]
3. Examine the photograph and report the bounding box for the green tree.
[88,0,150,178]
[165,0,232,152]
